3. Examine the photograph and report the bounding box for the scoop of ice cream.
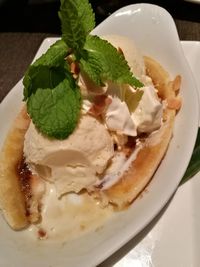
[24,115,114,196]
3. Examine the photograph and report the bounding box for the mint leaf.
[80,49,104,86]
[24,38,82,139]
[80,35,143,88]
[27,78,82,139]
[24,65,67,100]
[180,128,200,185]
[23,40,68,99]
[58,0,95,55]
[31,39,68,68]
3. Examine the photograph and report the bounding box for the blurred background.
[0,0,200,33]
[1,0,200,101]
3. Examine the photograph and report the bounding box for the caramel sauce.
[122,136,137,158]
[38,228,47,240]
[17,157,32,217]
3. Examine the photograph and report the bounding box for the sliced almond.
[167,96,182,111]
[172,75,181,92]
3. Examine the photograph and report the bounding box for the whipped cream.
[105,96,137,136]
[131,85,163,133]
[104,86,162,136]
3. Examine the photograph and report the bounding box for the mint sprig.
[27,77,81,139]
[23,0,144,140]
[58,0,95,56]
[80,35,143,88]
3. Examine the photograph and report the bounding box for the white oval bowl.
[0,4,199,267]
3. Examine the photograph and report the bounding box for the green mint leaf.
[80,49,104,86]
[24,65,67,100]
[23,39,69,99]
[27,77,82,139]
[180,128,200,185]
[58,0,95,55]
[80,35,143,88]
[31,39,68,68]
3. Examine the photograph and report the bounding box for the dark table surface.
[0,19,200,103]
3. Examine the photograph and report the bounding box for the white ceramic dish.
[0,4,199,267]
[99,41,200,267]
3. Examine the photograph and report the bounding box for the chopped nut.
[172,75,181,92]
[38,228,47,240]
[65,52,73,64]
[118,47,124,56]
[88,95,112,116]
[167,96,182,110]
[70,61,80,79]
[70,61,79,74]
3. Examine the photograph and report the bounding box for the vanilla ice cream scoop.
[24,115,114,196]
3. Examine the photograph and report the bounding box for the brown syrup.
[17,157,32,216]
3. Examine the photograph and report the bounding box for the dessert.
[0,0,181,238]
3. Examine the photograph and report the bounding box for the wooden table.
[0,19,200,103]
